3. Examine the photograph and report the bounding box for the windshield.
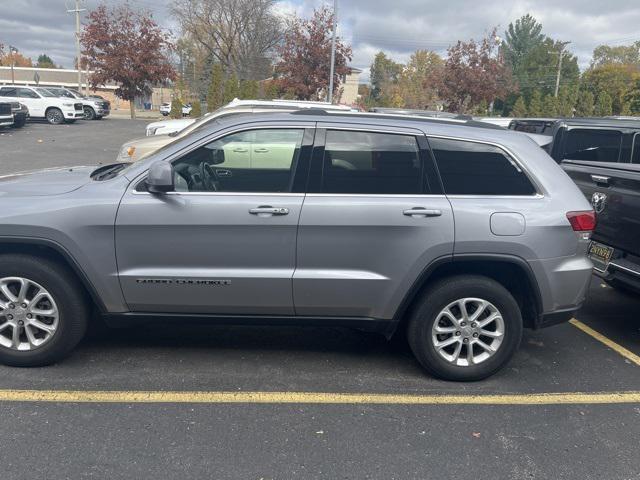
[173,107,226,137]
[48,88,75,98]
[35,88,57,98]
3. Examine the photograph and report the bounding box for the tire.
[0,254,88,367]
[65,119,76,124]
[407,275,522,381]
[45,108,64,125]
[11,116,26,128]
[83,106,96,120]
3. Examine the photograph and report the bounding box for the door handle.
[254,148,269,153]
[591,174,609,185]
[232,148,248,153]
[403,208,442,217]
[249,206,289,216]
[215,168,232,177]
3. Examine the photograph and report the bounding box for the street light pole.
[327,0,338,104]
[9,46,17,84]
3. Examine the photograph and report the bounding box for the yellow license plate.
[589,241,613,270]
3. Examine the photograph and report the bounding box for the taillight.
[566,211,596,232]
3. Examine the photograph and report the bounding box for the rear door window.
[429,138,537,196]
[321,130,423,194]
[562,128,622,162]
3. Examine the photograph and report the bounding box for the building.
[0,66,172,112]
[340,67,362,106]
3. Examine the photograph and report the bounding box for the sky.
[2,0,640,82]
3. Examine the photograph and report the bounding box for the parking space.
[0,119,639,479]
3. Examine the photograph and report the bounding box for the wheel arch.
[0,237,106,313]
[392,254,543,335]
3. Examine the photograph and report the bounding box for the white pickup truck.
[44,87,110,120]
[0,86,85,125]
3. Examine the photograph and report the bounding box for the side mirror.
[212,148,225,165]
[147,161,174,193]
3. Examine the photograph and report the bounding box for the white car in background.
[146,98,353,136]
[117,99,353,162]
[0,86,85,125]
[159,102,192,117]
[44,87,110,120]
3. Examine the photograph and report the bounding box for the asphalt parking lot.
[0,119,639,479]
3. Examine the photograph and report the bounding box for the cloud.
[2,0,640,76]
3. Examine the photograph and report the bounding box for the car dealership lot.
[0,119,639,479]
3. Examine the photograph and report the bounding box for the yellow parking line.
[0,389,638,404]
[570,318,640,367]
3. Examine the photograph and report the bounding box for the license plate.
[589,241,614,271]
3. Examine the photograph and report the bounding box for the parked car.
[0,86,84,124]
[509,118,557,136]
[11,102,28,128]
[44,87,110,120]
[548,118,640,164]
[0,110,594,380]
[120,99,352,162]
[0,102,14,128]
[147,99,353,136]
[159,102,192,117]
[475,117,514,128]
[562,161,640,293]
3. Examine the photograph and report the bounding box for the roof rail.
[288,108,505,129]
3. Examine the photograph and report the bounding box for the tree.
[503,14,545,75]
[528,89,543,117]
[81,3,176,119]
[541,94,559,117]
[172,0,282,81]
[441,28,514,113]
[191,99,202,117]
[0,47,32,67]
[581,63,638,115]
[575,90,595,117]
[239,79,259,99]
[557,85,578,117]
[591,42,640,68]
[396,50,443,109]
[369,51,403,104]
[206,63,225,112]
[274,7,352,101]
[594,92,613,116]
[223,73,239,103]
[624,79,640,114]
[511,96,528,117]
[36,54,56,68]
[170,98,183,119]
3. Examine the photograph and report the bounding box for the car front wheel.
[45,108,64,125]
[83,106,96,120]
[407,275,522,381]
[0,254,88,367]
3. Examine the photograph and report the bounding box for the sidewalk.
[108,110,163,120]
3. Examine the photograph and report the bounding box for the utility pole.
[550,41,570,97]
[327,0,338,104]
[67,0,86,90]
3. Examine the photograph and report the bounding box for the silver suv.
[0,111,594,380]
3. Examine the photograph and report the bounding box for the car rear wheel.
[407,275,522,381]
[83,106,96,120]
[0,254,88,367]
[45,108,64,125]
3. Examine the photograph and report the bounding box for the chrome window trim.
[631,132,639,164]
[425,133,545,197]
[132,191,304,197]
[305,193,447,198]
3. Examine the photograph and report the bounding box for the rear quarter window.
[429,137,537,196]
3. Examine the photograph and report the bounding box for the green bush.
[169,99,183,119]
[191,100,202,118]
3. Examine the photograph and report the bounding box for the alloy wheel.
[0,277,59,351]
[431,297,505,367]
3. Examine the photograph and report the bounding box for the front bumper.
[64,110,85,119]
[0,115,13,127]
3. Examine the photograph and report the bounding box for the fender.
[0,236,107,313]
